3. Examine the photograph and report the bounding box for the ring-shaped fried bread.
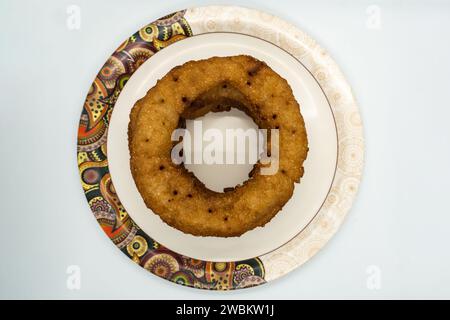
[129,55,308,237]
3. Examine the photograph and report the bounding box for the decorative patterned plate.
[77,6,364,290]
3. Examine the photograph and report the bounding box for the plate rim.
[77,5,364,290]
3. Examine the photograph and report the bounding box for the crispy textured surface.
[129,55,308,237]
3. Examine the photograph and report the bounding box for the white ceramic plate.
[108,32,338,262]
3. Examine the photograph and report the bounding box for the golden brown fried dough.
[129,55,308,237]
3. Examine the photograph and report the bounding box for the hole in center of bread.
[171,83,272,193]
[181,107,259,193]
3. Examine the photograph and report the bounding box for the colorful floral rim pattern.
[77,6,364,290]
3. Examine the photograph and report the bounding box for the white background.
[1,0,450,299]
